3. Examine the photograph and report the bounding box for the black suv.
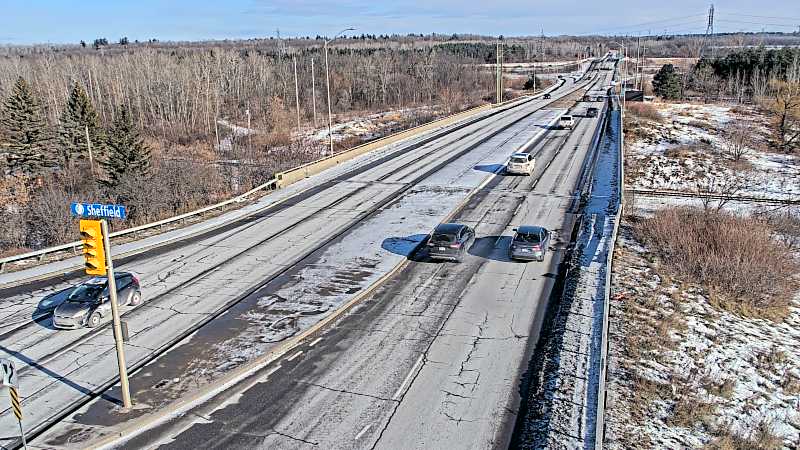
[586,107,599,117]
[427,223,475,263]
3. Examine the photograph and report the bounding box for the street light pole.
[610,41,627,112]
[324,27,355,155]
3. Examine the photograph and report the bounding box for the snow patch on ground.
[626,101,800,200]
[605,231,800,449]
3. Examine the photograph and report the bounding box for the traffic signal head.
[80,219,106,276]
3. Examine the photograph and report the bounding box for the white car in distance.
[506,152,535,176]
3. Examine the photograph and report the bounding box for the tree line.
[647,48,800,152]
[0,41,498,255]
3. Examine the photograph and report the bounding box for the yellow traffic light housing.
[80,219,106,275]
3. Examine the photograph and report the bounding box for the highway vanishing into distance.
[0,58,617,449]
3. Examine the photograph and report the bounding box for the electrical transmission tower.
[538,29,544,58]
[700,4,715,59]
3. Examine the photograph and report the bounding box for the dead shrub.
[765,209,800,251]
[781,373,800,395]
[706,423,783,450]
[635,207,799,320]
[688,119,711,130]
[710,420,785,450]
[705,377,736,399]
[667,393,716,428]
[664,145,695,158]
[627,102,664,123]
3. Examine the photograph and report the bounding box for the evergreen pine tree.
[652,64,683,100]
[103,105,150,185]
[58,81,104,167]
[0,77,55,175]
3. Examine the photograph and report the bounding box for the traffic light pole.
[100,220,132,409]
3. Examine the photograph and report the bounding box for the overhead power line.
[716,18,799,28]
[725,13,800,22]
[577,13,706,36]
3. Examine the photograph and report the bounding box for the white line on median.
[308,337,323,347]
[393,353,425,401]
[355,423,373,440]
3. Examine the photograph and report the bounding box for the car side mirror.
[512,228,517,232]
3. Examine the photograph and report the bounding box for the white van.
[559,115,575,130]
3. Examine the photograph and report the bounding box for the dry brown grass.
[627,102,664,123]
[668,394,716,428]
[664,144,696,158]
[706,421,784,450]
[704,377,736,399]
[781,373,800,395]
[635,207,799,321]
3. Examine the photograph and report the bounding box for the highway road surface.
[24,65,620,449]
[0,64,609,449]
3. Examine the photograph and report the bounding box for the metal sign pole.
[100,219,132,409]
[7,386,26,449]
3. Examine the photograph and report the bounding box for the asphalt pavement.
[0,72,604,449]
[91,69,614,450]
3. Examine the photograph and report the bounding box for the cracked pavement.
[5,79,597,448]
[108,72,609,450]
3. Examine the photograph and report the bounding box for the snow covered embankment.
[515,104,621,449]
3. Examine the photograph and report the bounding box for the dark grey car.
[427,223,475,263]
[509,226,551,262]
[52,272,142,329]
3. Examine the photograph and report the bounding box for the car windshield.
[67,283,106,303]
[431,233,456,243]
[561,116,572,121]
[510,156,528,164]
[514,233,541,244]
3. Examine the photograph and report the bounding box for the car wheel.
[87,312,102,328]
[129,291,142,306]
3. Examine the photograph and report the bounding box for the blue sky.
[2,0,799,44]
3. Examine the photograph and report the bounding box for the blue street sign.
[70,202,127,220]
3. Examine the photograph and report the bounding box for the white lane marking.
[287,351,304,362]
[308,337,323,347]
[355,423,373,440]
[393,353,425,401]
[264,365,282,378]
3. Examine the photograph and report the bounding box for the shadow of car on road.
[473,163,505,174]
[32,286,74,329]
[381,234,430,262]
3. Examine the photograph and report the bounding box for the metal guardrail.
[0,178,280,272]
[626,188,800,205]
[595,69,624,450]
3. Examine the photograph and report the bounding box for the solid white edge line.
[287,351,303,362]
[393,353,425,401]
[308,337,323,347]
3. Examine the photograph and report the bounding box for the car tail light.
[132,274,140,284]
[449,243,461,249]
[532,245,541,250]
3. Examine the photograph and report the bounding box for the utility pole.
[639,44,648,91]
[245,109,251,151]
[325,27,355,155]
[496,41,501,104]
[99,220,132,409]
[84,125,95,176]
[293,56,301,134]
[311,57,318,127]
[634,36,641,91]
